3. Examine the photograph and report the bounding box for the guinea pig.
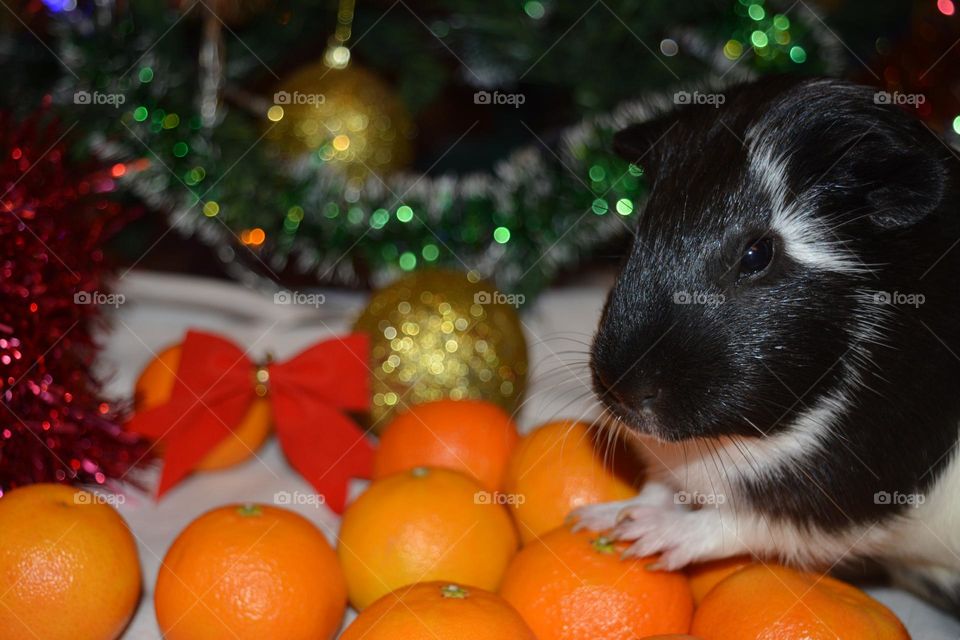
[574,76,960,612]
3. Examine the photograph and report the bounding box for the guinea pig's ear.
[815,107,953,230]
[860,143,948,229]
[612,117,670,179]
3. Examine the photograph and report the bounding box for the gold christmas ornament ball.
[354,269,529,431]
[265,62,414,182]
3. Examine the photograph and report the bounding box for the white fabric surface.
[99,271,958,639]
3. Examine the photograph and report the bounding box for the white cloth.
[102,272,958,638]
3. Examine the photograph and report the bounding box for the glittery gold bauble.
[354,269,528,432]
[265,63,413,183]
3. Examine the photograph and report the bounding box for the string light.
[241,228,266,246]
[524,1,545,19]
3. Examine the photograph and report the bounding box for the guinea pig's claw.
[568,501,628,533]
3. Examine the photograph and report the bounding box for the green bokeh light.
[399,251,417,270]
[371,208,389,229]
[524,1,545,19]
[422,243,440,261]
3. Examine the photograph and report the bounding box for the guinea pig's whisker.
[527,368,591,385]
[529,333,594,348]
[548,386,599,419]
[548,350,592,359]
[528,361,592,378]
[711,439,742,513]
[740,415,768,438]
[727,432,764,480]
[603,412,629,473]
[557,408,596,461]
[509,380,594,426]
[696,438,735,517]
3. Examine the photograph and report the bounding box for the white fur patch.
[746,137,871,276]
[881,444,960,570]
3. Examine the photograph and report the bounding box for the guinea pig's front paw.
[614,507,728,571]
[570,499,639,532]
[570,482,679,532]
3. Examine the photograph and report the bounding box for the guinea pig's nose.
[607,381,660,416]
[636,385,660,416]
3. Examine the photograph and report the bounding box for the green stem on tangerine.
[592,536,616,555]
[440,584,469,599]
[237,504,263,517]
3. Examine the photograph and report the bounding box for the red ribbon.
[126,330,373,513]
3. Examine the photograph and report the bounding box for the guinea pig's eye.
[739,237,775,277]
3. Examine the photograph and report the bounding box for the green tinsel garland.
[7,0,843,297]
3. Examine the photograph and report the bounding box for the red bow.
[126,330,373,512]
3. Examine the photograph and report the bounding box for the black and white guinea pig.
[574,76,960,612]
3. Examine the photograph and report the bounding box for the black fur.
[592,77,960,537]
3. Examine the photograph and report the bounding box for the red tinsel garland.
[0,107,152,496]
